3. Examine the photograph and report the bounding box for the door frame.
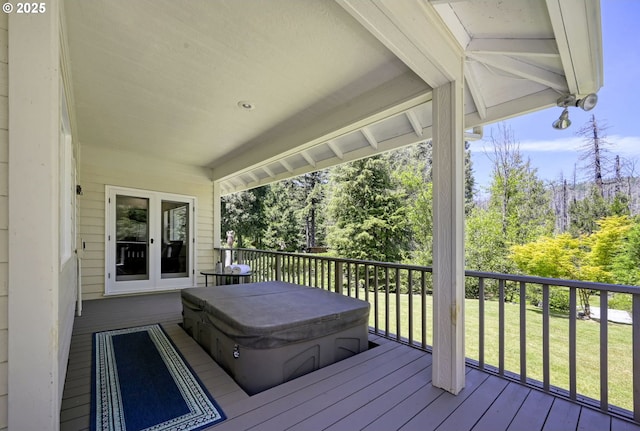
[104,185,197,295]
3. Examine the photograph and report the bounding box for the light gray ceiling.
[63,0,603,194]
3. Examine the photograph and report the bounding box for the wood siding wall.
[58,203,78,406]
[0,13,7,431]
[79,145,214,300]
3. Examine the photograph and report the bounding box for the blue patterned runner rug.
[91,324,226,431]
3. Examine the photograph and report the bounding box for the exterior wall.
[80,145,214,300]
[0,12,7,431]
[58,140,78,404]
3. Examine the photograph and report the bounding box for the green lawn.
[348,287,633,412]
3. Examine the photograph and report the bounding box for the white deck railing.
[215,247,640,423]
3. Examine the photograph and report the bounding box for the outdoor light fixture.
[551,93,598,130]
[552,108,571,130]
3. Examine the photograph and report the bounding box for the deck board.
[577,407,612,431]
[60,292,640,431]
[435,374,510,431]
[397,368,491,431]
[471,382,531,431]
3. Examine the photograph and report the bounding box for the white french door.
[105,186,196,295]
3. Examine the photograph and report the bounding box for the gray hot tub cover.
[181,281,370,349]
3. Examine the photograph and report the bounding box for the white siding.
[58,138,78,404]
[0,12,7,431]
[80,145,214,300]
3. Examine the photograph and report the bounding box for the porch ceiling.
[63,0,603,195]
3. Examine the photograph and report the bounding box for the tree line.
[222,116,639,312]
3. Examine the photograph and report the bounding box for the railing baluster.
[374,265,379,334]
[286,255,290,282]
[421,271,426,349]
[479,277,485,370]
[314,258,318,288]
[335,261,343,295]
[396,268,401,342]
[543,284,550,391]
[384,267,390,337]
[364,264,369,304]
[499,279,505,376]
[354,263,359,299]
[569,287,577,400]
[346,262,352,297]
[634,293,640,422]
[520,281,527,384]
[600,291,608,412]
[408,269,414,346]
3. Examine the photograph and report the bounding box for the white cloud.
[469,134,640,158]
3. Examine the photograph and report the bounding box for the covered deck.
[61,292,638,431]
[5,0,609,429]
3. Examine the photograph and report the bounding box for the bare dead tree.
[485,123,522,235]
[614,155,622,195]
[577,115,611,198]
[562,177,568,232]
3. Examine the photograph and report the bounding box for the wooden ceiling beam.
[361,127,378,150]
[467,53,567,92]
[301,150,316,168]
[327,140,344,160]
[406,110,423,137]
[464,61,487,120]
[262,165,275,178]
[337,0,463,86]
[467,38,559,58]
[545,0,603,96]
[279,159,294,173]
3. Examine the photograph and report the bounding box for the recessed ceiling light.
[237,101,255,110]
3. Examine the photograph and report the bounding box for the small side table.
[200,271,252,287]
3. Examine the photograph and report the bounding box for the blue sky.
[469,0,640,194]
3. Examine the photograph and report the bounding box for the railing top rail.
[465,270,640,295]
[221,247,640,295]
[221,247,433,273]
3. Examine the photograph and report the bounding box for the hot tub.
[181,281,370,395]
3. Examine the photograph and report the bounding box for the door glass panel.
[161,200,189,278]
[115,195,149,281]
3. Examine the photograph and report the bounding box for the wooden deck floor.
[61,292,640,431]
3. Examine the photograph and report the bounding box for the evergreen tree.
[464,141,476,215]
[262,181,304,251]
[294,171,328,249]
[221,187,267,247]
[327,156,409,262]
[568,186,610,235]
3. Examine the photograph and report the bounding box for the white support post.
[432,79,466,395]
[8,1,62,428]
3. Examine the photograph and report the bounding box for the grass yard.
[348,287,633,413]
